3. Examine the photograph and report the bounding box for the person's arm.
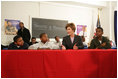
[27,30,31,41]
[28,44,38,50]
[62,37,66,46]
[24,43,29,49]
[17,29,20,35]
[51,42,59,49]
[8,44,12,49]
[89,40,95,49]
[62,37,66,50]
[8,43,16,50]
[37,47,50,50]
[97,38,111,49]
[76,37,84,49]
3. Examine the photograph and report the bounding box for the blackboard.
[32,18,68,38]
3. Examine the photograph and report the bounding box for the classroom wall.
[1,1,117,45]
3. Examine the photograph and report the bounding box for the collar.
[40,41,49,45]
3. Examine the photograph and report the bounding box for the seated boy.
[8,35,29,49]
[29,37,38,46]
[53,36,61,49]
[89,27,111,49]
[28,33,55,50]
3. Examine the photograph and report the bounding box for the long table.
[1,49,117,78]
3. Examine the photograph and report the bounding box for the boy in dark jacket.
[89,27,111,49]
[8,35,29,50]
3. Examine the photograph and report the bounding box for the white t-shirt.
[99,40,102,44]
[53,41,62,49]
[28,41,55,50]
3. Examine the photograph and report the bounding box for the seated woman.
[62,23,84,50]
[89,27,111,49]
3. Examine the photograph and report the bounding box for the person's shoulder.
[24,42,28,45]
[102,36,110,41]
[8,42,16,49]
[91,38,95,42]
[24,27,29,31]
[63,35,69,39]
[90,37,96,42]
[28,42,39,49]
[29,42,32,44]
[75,35,81,38]
[102,36,108,39]
[9,42,15,45]
[18,28,21,31]
[33,42,39,46]
[23,42,29,47]
[74,35,82,40]
[9,42,16,47]
[29,42,39,48]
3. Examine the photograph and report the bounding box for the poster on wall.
[4,19,20,35]
[77,25,87,37]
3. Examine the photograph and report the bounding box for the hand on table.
[101,42,106,47]
[73,43,78,50]
[61,45,66,50]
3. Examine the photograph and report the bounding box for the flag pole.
[98,8,102,27]
[98,8,102,19]
[98,8,99,25]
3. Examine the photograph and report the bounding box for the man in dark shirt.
[89,27,111,49]
[8,35,29,50]
[17,22,31,44]
[29,37,38,46]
